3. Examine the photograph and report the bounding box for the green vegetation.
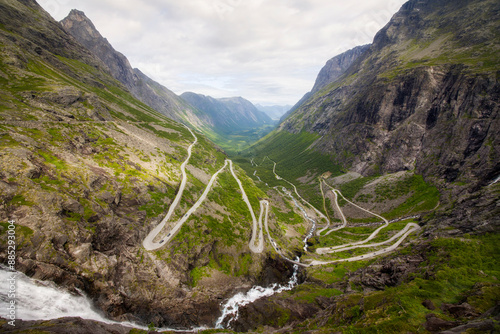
[139,187,175,218]
[381,175,440,219]
[190,266,211,286]
[291,284,343,303]
[336,176,376,200]
[38,150,68,170]
[204,123,277,155]
[308,260,374,285]
[271,202,303,226]
[234,131,343,213]
[8,194,33,207]
[292,234,500,333]
[243,131,341,183]
[0,222,34,238]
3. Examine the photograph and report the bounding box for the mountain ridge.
[60,9,209,129]
[0,0,299,328]
[180,92,273,134]
[280,45,370,123]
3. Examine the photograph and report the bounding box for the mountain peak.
[61,9,113,46]
[311,44,370,93]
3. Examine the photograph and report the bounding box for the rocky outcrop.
[311,44,370,94]
[347,254,424,291]
[60,10,203,125]
[232,296,321,332]
[266,0,500,232]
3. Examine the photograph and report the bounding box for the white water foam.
[0,266,194,332]
[215,263,299,329]
[0,266,121,324]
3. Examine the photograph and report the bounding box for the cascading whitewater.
[0,266,190,332]
[0,266,115,323]
[215,263,299,329]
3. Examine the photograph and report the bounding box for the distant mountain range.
[61,9,271,143]
[255,104,291,120]
[180,92,273,134]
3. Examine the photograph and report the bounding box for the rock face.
[60,9,205,127]
[311,44,370,94]
[181,92,274,134]
[265,0,500,232]
[280,45,370,123]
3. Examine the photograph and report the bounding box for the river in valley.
[0,185,316,331]
[215,262,299,329]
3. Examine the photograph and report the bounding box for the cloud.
[39,0,407,105]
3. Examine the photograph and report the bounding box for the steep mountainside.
[253,0,499,232]
[229,1,500,332]
[280,45,370,122]
[181,92,273,134]
[310,44,371,94]
[0,0,305,329]
[60,9,207,128]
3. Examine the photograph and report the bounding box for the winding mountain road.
[143,130,421,265]
[228,160,265,253]
[143,134,266,253]
[267,157,328,225]
[311,183,421,263]
[143,126,198,251]
[317,187,347,235]
[309,223,420,265]
[265,160,421,266]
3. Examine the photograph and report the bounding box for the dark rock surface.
[424,314,461,332]
[348,254,425,291]
[311,44,370,94]
[270,0,500,233]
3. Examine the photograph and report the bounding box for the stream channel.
[0,187,316,331]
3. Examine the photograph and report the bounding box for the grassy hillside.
[0,0,306,327]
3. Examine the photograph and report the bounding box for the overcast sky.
[39,0,407,106]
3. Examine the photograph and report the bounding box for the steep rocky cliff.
[281,45,370,122]
[60,9,207,128]
[261,0,499,232]
[311,44,371,94]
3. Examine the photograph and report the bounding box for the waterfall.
[0,266,197,332]
[215,263,299,329]
[489,174,500,186]
[0,266,124,324]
